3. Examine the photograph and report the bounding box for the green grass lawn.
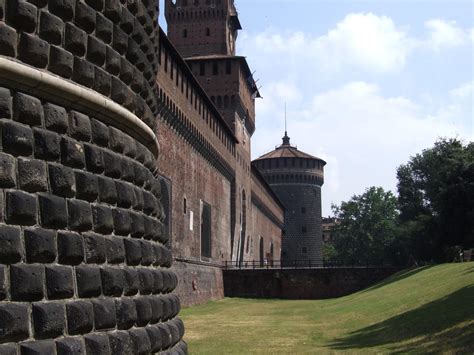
[180,263,474,354]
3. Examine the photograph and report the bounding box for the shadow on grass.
[358,266,433,294]
[330,285,474,352]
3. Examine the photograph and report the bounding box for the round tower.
[253,132,326,265]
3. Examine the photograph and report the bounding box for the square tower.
[165,0,242,58]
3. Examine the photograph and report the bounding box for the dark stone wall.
[0,0,187,352]
[223,268,399,299]
[272,184,323,263]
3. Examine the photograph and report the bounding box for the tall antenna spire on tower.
[282,102,290,146]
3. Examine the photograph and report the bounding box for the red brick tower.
[164,0,260,139]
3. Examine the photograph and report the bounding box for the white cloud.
[241,13,472,75]
[424,19,469,51]
[252,81,470,215]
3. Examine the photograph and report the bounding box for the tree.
[397,138,474,261]
[331,187,399,265]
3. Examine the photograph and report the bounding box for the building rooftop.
[255,132,327,163]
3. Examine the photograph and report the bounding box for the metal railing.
[223,259,390,270]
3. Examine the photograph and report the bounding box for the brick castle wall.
[223,268,399,299]
[0,0,186,352]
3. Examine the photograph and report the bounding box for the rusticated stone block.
[0,265,6,300]
[120,158,135,182]
[66,300,93,335]
[140,241,154,266]
[158,323,172,350]
[49,163,76,197]
[75,0,95,33]
[6,190,37,225]
[149,297,163,324]
[115,181,133,208]
[108,331,133,355]
[146,325,162,352]
[98,176,117,204]
[105,46,121,75]
[111,77,128,105]
[10,264,44,301]
[39,193,68,229]
[91,118,109,146]
[92,204,114,234]
[57,231,84,265]
[119,57,133,84]
[101,266,123,296]
[0,152,16,188]
[0,23,17,57]
[44,103,68,133]
[0,303,29,341]
[34,128,61,161]
[105,236,125,264]
[32,302,65,338]
[49,45,74,78]
[138,268,153,295]
[0,343,17,355]
[113,208,131,236]
[96,13,112,44]
[129,328,151,354]
[122,268,139,296]
[92,298,116,330]
[65,24,86,57]
[75,171,98,201]
[93,67,112,96]
[115,298,137,330]
[84,232,106,263]
[102,150,121,178]
[20,340,56,354]
[76,265,101,297]
[17,158,48,192]
[123,238,141,265]
[45,265,74,299]
[69,110,91,141]
[0,225,22,264]
[39,10,63,45]
[84,143,104,173]
[134,297,152,327]
[56,337,85,355]
[48,0,74,20]
[133,187,144,211]
[68,199,93,232]
[1,120,33,156]
[61,137,85,168]
[24,228,56,263]
[112,25,127,54]
[18,32,49,68]
[152,270,163,294]
[87,35,106,66]
[0,88,12,119]
[13,92,43,126]
[7,0,37,33]
[130,212,145,239]
[85,333,110,354]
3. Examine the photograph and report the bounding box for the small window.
[226,61,231,74]
[302,226,307,233]
[183,197,187,214]
[212,62,218,75]
[301,207,306,214]
[200,63,205,76]
[183,29,188,38]
[200,201,212,258]
[206,27,211,36]
[302,247,307,254]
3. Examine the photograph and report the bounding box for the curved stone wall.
[0,0,186,352]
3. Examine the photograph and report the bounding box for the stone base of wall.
[172,261,224,307]
[223,268,400,299]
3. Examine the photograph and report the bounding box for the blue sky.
[161,1,473,215]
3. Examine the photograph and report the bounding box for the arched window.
[206,27,211,36]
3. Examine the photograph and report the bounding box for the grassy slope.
[180,263,474,354]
